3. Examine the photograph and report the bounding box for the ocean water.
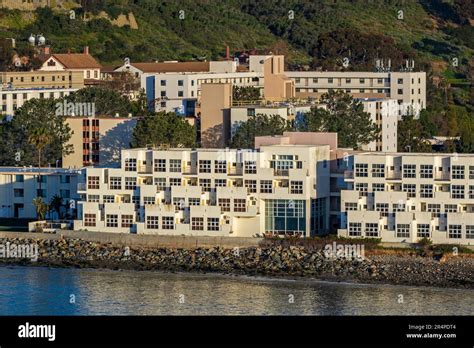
[0,266,472,315]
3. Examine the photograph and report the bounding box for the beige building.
[0,70,84,89]
[285,71,426,116]
[40,47,102,82]
[63,117,137,168]
[338,152,474,245]
[74,138,331,237]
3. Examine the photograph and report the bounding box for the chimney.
[84,46,89,55]
[226,46,230,61]
[67,48,71,54]
[43,46,50,55]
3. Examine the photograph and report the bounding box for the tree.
[233,86,261,102]
[397,114,431,152]
[33,197,48,221]
[49,195,64,220]
[131,112,196,148]
[28,127,53,193]
[65,87,134,117]
[230,114,290,149]
[0,98,73,167]
[297,90,379,149]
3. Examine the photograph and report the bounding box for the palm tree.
[28,127,53,194]
[32,197,48,221]
[49,195,64,220]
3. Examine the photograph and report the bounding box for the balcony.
[138,165,153,174]
[182,167,197,175]
[229,166,243,176]
[434,173,450,181]
[386,171,402,180]
[77,183,87,192]
[344,170,354,180]
[274,169,289,177]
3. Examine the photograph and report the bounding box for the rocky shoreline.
[0,237,473,289]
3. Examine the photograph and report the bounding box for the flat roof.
[0,167,83,175]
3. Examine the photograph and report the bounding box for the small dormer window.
[47,60,56,66]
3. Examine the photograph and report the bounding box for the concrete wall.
[0,230,262,249]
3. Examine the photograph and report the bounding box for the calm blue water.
[0,266,472,315]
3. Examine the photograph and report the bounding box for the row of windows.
[345,202,461,215]
[354,163,473,179]
[348,223,474,239]
[293,77,388,84]
[353,183,474,199]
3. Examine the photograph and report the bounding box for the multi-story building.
[40,47,102,83]
[285,71,426,116]
[0,167,80,219]
[359,98,398,152]
[0,70,84,90]
[142,55,294,116]
[74,140,330,237]
[0,86,77,116]
[338,153,474,245]
[63,116,138,168]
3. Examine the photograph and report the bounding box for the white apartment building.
[0,167,81,219]
[285,71,426,116]
[359,98,398,152]
[338,153,474,245]
[142,71,263,116]
[0,87,77,116]
[74,145,331,237]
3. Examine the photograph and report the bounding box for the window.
[87,194,99,203]
[396,224,410,238]
[191,217,204,231]
[125,158,137,171]
[469,166,474,179]
[162,216,174,230]
[178,80,184,86]
[144,196,155,205]
[372,164,385,177]
[178,91,184,97]
[355,163,368,177]
[14,189,24,197]
[234,199,246,212]
[106,214,118,228]
[154,178,166,190]
[244,161,257,174]
[365,223,379,237]
[469,185,474,199]
[84,214,96,227]
[103,195,114,203]
[295,78,301,84]
[397,78,403,84]
[121,215,133,228]
[154,159,166,172]
[426,204,441,218]
[448,225,462,239]
[60,175,70,184]
[160,80,166,86]
[245,180,257,193]
[199,160,211,173]
[417,224,430,238]
[207,218,219,231]
[88,176,100,189]
[15,175,24,183]
[146,216,159,229]
[376,203,389,217]
[188,198,200,206]
[247,108,255,117]
[403,164,416,178]
[328,78,333,84]
[397,89,403,94]
[451,185,465,199]
[444,204,457,213]
[355,183,368,196]
[420,165,433,178]
[393,202,405,212]
[420,184,433,198]
[110,177,122,190]
[214,160,227,173]
[170,178,181,186]
[169,159,181,173]
[218,198,231,212]
[452,165,464,179]
[260,180,273,193]
[372,183,385,192]
[199,178,211,192]
[124,177,136,190]
[290,181,303,194]
[348,222,362,236]
[345,202,358,211]
[466,226,474,239]
[403,184,416,198]
[215,179,226,187]
[345,78,351,84]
